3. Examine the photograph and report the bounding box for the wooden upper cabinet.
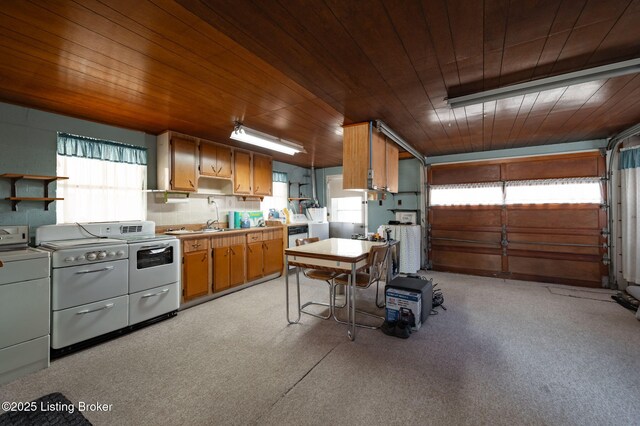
[200,142,232,179]
[342,122,398,193]
[385,140,399,193]
[233,150,252,195]
[171,136,198,192]
[252,153,273,197]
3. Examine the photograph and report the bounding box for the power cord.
[75,222,108,238]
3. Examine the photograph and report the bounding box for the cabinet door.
[263,238,283,276]
[183,251,209,300]
[229,244,246,287]
[385,140,399,193]
[246,242,263,281]
[252,154,273,196]
[199,142,218,177]
[342,122,370,190]
[371,131,386,190]
[213,247,230,292]
[233,150,252,194]
[216,145,233,179]
[171,137,197,191]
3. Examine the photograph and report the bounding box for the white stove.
[0,226,50,385]
[36,221,179,355]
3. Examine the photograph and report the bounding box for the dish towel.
[389,225,421,273]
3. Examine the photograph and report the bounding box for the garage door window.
[505,178,602,204]
[430,182,503,206]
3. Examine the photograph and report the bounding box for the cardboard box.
[385,277,433,331]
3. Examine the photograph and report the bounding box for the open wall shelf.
[1,174,68,211]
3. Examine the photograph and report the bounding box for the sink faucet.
[206,219,218,229]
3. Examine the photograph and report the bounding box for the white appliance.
[388,224,421,273]
[306,207,329,240]
[0,225,50,385]
[36,221,179,355]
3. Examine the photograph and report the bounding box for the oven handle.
[75,266,115,274]
[141,288,170,298]
[76,303,114,315]
[140,243,170,250]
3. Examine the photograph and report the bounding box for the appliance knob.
[98,251,107,259]
[87,253,97,261]
[107,251,116,257]
[64,256,75,262]
[77,255,86,261]
[116,250,125,257]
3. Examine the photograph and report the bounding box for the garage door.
[427,152,608,288]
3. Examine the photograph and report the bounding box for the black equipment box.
[385,276,433,328]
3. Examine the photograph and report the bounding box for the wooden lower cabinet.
[247,242,264,281]
[181,227,284,304]
[183,250,209,300]
[263,238,283,276]
[213,244,246,292]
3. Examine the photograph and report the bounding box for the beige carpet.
[1,271,639,425]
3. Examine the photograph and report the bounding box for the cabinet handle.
[235,184,240,191]
[230,247,235,255]
[141,288,170,299]
[217,166,222,174]
[192,243,201,248]
[211,164,216,172]
[189,180,195,188]
[75,266,115,274]
[0,260,3,268]
[255,186,259,192]
[76,303,114,315]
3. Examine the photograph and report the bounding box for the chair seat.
[305,269,339,281]
[334,273,371,287]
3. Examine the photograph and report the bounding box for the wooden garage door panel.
[504,156,600,180]
[431,230,501,249]
[506,207,600,229]
[432,250,502,272]
[431,207,502,228]
[509,257,601,282]
[430,163,501,185]
[508,233,601,255]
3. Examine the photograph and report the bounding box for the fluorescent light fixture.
[446,57,640,109]
[230,123,305,155]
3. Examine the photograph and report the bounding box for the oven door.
[128,239,180,293]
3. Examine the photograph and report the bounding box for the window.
[326,175,365,223]
[505,178,602,204]
[430,183,503,206]
[429,178,603,207]
[56,133,147,223]
[261,172,289,218]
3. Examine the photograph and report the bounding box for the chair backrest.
[296,237,320,246]
[367,245,389,282]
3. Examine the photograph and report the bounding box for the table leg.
[285,256,301,324]
[347,262,356,341]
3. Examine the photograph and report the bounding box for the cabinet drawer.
[129,282,179,326]
[51,295,129,349]
[246,232,263,243]
[183,238,208,253]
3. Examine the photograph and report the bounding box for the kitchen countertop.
[165,225,284,240]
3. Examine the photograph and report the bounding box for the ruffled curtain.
[57,133,147,165]
[620,146,640,283]
[429,182,503,206]
[272,171,288,183]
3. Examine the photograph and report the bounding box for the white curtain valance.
[430,182,502,190]
[505,177,601,187]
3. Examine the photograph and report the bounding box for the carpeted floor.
[0,271,638,425]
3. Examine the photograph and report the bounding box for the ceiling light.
[446,57,640,109]
[230,122,305,155]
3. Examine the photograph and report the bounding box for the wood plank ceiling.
[1,0,639,167]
